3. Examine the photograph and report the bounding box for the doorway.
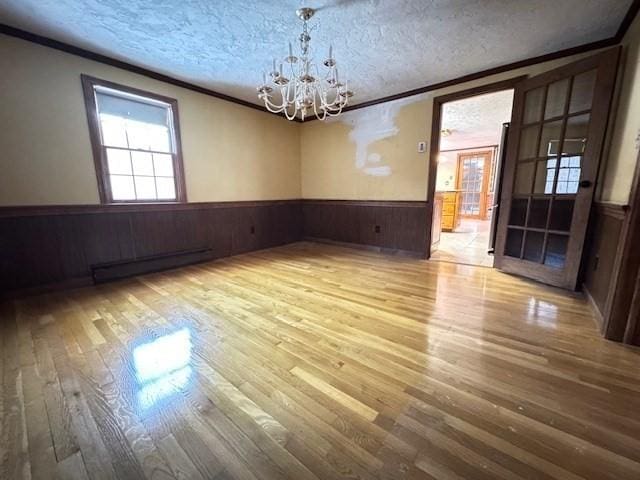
[430,88,515,267]
[427,50,619,290]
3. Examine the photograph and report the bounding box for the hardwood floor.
[2,242,640,480]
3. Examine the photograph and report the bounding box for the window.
[82,75,186,203]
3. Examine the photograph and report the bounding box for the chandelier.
[257,7,354,121]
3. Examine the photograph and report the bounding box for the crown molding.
[615,0,640,42]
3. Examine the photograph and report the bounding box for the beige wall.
[3,21,639,207]
[436,151,459,191]
[0,34,301,206]
[300,51,610,201]
[600,13,640,204]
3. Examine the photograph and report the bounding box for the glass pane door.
[457,151,492,219]
[504,75,593,268]
[494,49,620,289]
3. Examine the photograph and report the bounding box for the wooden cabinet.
[440,190,461,232]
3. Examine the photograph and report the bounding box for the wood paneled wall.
[0,201,302,295]
[582,202,627,331]
[1,199,429,295]
[301,200,429,257]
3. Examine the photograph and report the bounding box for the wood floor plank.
[156,434,206,480]
[1,305,31,480]
[290,366,380,422]
[2,242,640,479]
[55,451,90,480]
[41,323,119,480]
[31,324,80,463]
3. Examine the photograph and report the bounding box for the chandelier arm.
[311,89,327,121]
[281,84,290,106]
[286,80,298,109]
[286,81,297,106]
[286,83,300,119]
[284,105,298,121]
[324,101,342,112]
[314,110,328,121]
[263,96,287,113]
[326,90,341,106]
[264,103,284,113]
[325,103,345,117]
[326,97,348,115]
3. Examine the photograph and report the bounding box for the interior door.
[494,49,620,289]
[456,151,492,219]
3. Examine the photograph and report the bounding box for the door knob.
[579,180,592,188]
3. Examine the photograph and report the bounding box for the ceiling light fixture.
[257,7,354,121]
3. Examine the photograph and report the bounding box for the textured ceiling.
[440,89,514,151]
[0,0,632,107]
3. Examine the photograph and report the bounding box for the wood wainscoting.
[301,199,429,257]
[1,199,430,296]
[582,202,628,332]
[0,200,302,296]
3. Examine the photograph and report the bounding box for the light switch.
[418,141,427,153]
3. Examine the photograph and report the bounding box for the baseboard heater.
[91,247,213,283]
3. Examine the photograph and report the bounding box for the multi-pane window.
[82,75,186,203]
[543,156,582,194]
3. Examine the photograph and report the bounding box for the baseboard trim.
[304,237,426,258]
[583,283,605,332]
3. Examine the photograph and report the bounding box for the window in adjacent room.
[81,75,186,203]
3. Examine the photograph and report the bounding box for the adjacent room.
[431,89,514,266]
[1,2,640,479]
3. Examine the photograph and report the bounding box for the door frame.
[425,76,525,258]
[604,146,640,344]
[456,150,494,220]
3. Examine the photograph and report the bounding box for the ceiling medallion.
[257,7,354,121]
